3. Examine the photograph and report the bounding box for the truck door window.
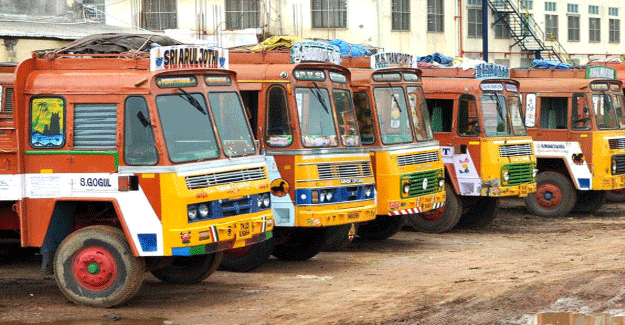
[208,91,256,156]
[333,89,361,146]
[265,86,293,147]
[124,96,158,165]
[571,94,591,130]
[425,98,453,132]
[30,97,65,149]
[540,97,568,129]
[353,91,375,144]
[74,104,117,150]
[458,95,479,136]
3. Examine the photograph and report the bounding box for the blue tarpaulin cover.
[417,52,454,65]
[328,39,371,57]
[530,59,572,69]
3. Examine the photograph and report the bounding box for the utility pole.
[482,0,488,62]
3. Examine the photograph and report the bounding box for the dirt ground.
[3,199,625,325]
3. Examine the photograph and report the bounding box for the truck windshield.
[407,86,434,141]
[333,89,361,146]
[611,93,625,129]
[208,92,256,156]
[296,87,338,147]
[481,93,513,137]
[157,92,220,163]
[592,93,619,130]
[373,86,414,144]
[508,95,527,136]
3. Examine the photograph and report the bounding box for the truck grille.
[396,151,440,166]
[499,143,533,157]
[609,138,625,150]
[505,163,534,186]
[317,162,373,179]
[185,166,266,190]
[401,169,443,198]
[613,154,625,175]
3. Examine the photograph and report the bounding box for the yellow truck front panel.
[593,131,625,190]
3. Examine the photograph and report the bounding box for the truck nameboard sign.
[370,52,417,69]
[290,41,342,65]
[150,45,229,71]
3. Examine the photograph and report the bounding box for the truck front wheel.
[53,225,145,307]
[150,252,222,284]
[219,238,275,272]
[405,183,462,233]
[525,171,576,218]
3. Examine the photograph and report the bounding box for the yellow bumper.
[294,200,377,227]
[480,182,537,197]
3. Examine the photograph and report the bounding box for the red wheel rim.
[72,246,118,291]
[535,183,562,208]
[224,245,252,259]
[420,206,445,222]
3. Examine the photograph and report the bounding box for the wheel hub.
[535,184,562,208]
[72,246,118,291]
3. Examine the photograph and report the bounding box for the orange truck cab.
[511,66,625,216]
[342,53,448,233]
[420,63,537,228]
[2,39,274,307]
[219,42,377,271]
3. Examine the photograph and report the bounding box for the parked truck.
[1,36,274,306]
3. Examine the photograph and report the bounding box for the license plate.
[238,222,251,238]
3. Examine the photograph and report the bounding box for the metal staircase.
[487,0,572,64]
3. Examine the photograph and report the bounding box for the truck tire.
[456,197,498,228]
[53,225,145,307]
[271,227,330,261]
[151,252,222,284]
[572,190,606,214]
[322,224,356,251]
[405,183,462,233]
[606,189,625,202]
[525,171,577,218]
[219,238,275,272]
[356,215,403,240]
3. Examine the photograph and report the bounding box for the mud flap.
[40,202,77,275]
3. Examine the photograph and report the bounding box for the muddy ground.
[2,199,625,325]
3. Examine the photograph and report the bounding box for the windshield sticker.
[150,45,228,71]
[370,52,417,69]
[506,84,518,92]
[290,41,341,65]
[586,66,616,80]
[480,83,504,91]
[525,94,536,127]
[30,97,65,148]
[475,63,510,79]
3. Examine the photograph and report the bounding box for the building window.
[311,0,347,28]
[609,7,619,16]
[225,0,260,29]
[610,18,620,43]
[545,2,556,11]
[392,0,410,31]
[467,6,482,38]
[545,14,558,40]
[521,0,533,10]
[142,0,177,30]
[589,17,601,42]
[589,5,599,15]
[427,0,443,32]
[467,0,480,4]
[568,15,580,41]
[83,0,105,23]
[567,3,578,13]
[494,14,510,39]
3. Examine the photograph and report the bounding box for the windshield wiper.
[387,83,402,112]
[177,88,206,115]
[311,82,330,114]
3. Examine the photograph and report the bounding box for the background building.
[1,0,624,66]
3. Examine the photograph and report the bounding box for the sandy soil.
[2,199,625,325]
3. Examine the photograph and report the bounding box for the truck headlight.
[325,190,333,202]
[188,205,198,221]
[402,182,410,194]
[438,179,445,188]
[364,185,374,198]
[262,193,271,208]
[319,190,327,203]
[502,170,509,183]
[198,204,209,218]
[612,159,618,174]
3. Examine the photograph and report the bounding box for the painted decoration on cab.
[30,97,65,148]
[271,178,290,197]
